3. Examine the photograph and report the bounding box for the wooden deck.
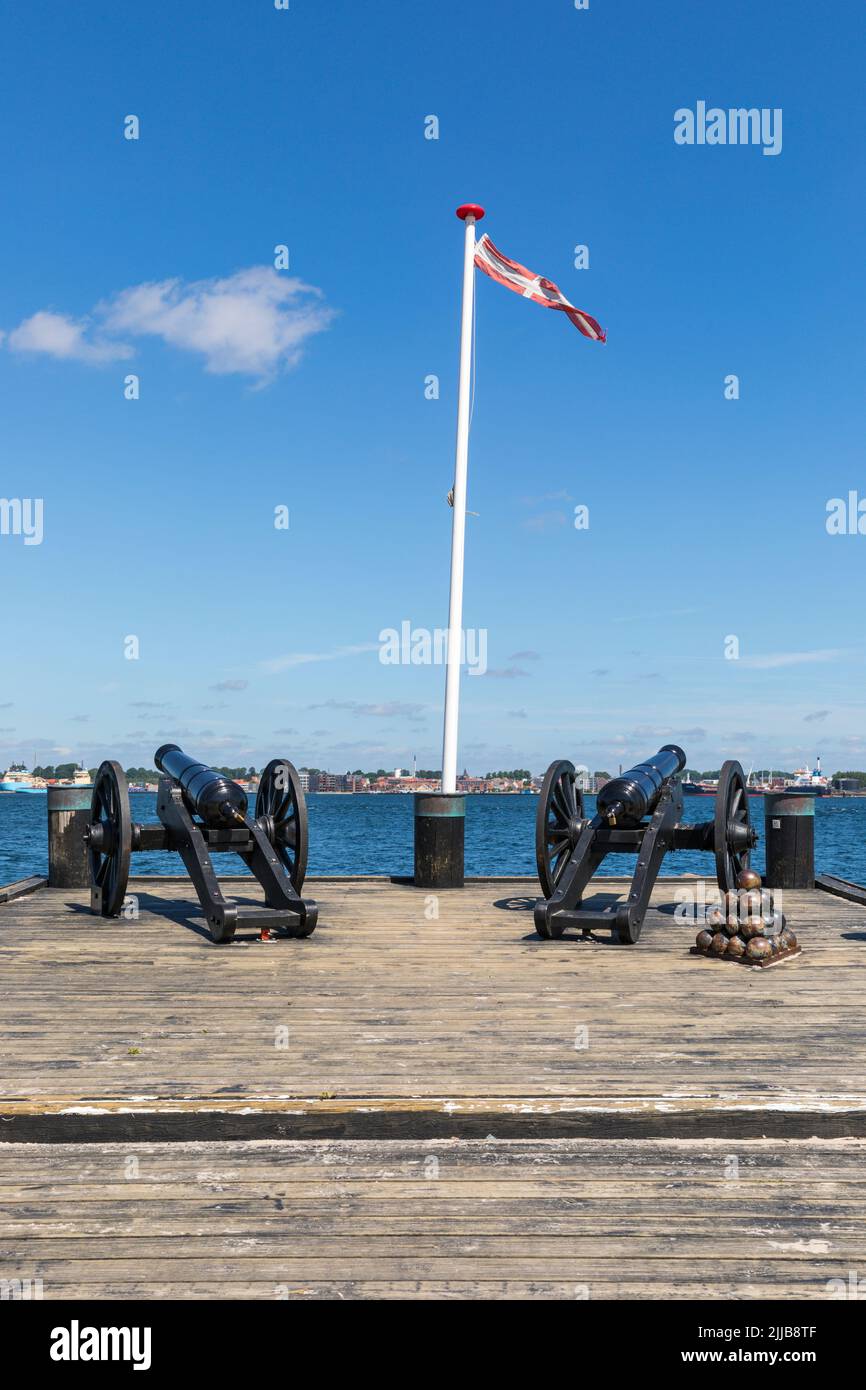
[3,1136,866,1299]
[2,875,866,1298]
[2,876,866,1141]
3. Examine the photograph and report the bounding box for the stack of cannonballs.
[693,868,801,966]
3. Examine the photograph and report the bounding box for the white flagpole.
[441,203,485,795]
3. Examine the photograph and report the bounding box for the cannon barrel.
[154,744,249,827]
[596,744,687,821]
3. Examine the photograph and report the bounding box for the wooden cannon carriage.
[534,744,757,943]
[85,744,317,942]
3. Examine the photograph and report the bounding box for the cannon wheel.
[536,760,584,899]
[256,759,309,890]
[88,761,132,917]
[714,760,752,894]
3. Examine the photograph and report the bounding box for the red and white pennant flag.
[474,233,606,342]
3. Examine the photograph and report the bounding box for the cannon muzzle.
[596,744,686,822]
[155,744,249,827]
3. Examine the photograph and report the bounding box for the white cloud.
[3,266,334,380]
[261,643,378,674]
[7,310,132,363]
[738,649,845,670]
[100,266,334,377]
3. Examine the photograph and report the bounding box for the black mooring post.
[413,792,465,889]
[764,792,815,889]
[47,785,93,888]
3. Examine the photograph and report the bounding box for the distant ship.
[0,768,47,793]
[784,758,830,796]
[55,769,92,788]
[681,779,718,796]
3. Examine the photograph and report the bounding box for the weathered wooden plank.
[816,874,866,903]
[3,1279,844,1300]
[0,876,47,904]
[6,1233,866,1260]
[1,1255,858,1283]
[1,1136,864,1299]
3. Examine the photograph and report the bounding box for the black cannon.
[534,745,757,943]
[85,745,317,942]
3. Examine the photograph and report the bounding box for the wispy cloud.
[210,679,249,692]
[483,667,530,679]
[611,607,700,625]
[738,649,844,670]
[261,643,378,674]
[309,699,425,720]
[508,650,540,661]
[519,489,574,506]
[804,709,830,722]
[523,510,567,533]
[4,266,335,380]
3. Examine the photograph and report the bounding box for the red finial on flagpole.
[456,204,485,221]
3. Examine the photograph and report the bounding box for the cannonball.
[740,919,760,941]
[705,907,725,930]
[737,868,762,892]
[709,932,728,956]
[779,928,798,951]
[695,930,714,954]
[743,890,764,916]
[726,935,746,959]
[746,936,773,962]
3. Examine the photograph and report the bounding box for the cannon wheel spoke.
[536,760,584,898]
[88,761,131,917]
[256,759,309,890]
[714,760,751,894]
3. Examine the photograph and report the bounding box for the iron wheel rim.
[714,760,751,893]
[536,759,583,898]
[88,760,131,916]
[255,759,308,890]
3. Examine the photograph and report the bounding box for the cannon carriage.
[85,744,317,942]
[534,744,757,943]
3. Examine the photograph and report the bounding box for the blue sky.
[0,0,864,777]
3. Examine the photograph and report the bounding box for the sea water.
[2,792,865,885]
